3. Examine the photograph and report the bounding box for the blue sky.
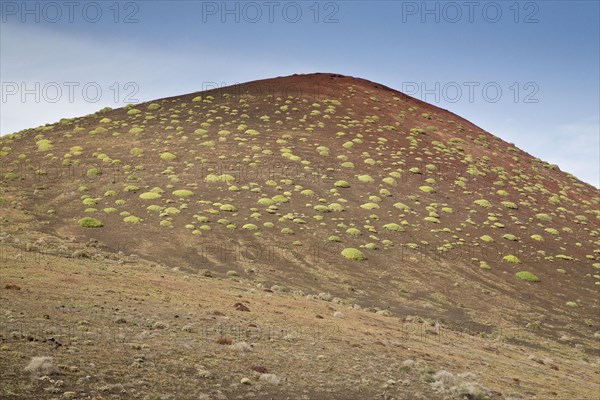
[1,0,598,186]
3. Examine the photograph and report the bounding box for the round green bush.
[172,189,194,198]
[536,213,552,222]
[357,175,374,183]
[501,201,518,209]
[272,194,289,204]
[123,216,142,224]
[503,255,521,263]
[393,203,410,211]
[78,217,103,228]
[516,271,540,282]
[474,199,492,208]
[220,204,237,212]
[383,223,404,232]
[480,235,494,243]
[346,228,361,236]
[360,203,379,210]
[139,192,162,200]
[341,248,367,261]
[160,152,176,161]
[328,203,345,212]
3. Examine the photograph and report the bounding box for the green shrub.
[140,192,161,200]
[382,177,397,186]
[565,301,577,307]
[361,203,380,210]
[424,216,440,223]
[242,224,258,230]
[80,196,95,205]
[281,227,294,235]
[346,228,361,236]
[172,189,194,198]
[503,255,521,263]
[123,185,139,192]
[123,216,142,224]
[87,167,101,177]
[160,152,176,161]
[78,217,103,228]
[536,213,552,222]
[257,198,274,206]
[419,186,435,194]
[480,235,494,243]
[272,194,289,204]
[147,103,161,110]
[328,235,341,242]
[474,199,492,208]
[328,203,345,212]
[383,223,404,232]
[220,204,237,212]
[503,234,518,241]
[36,139,53,151]
[357,175,374,183]
[341,248,367,261]
[4,171,19,181]
[393,203,410,211]
[516,271,540,282]
[501,201,518,209]
[545,228,559,235]
[335,180,350,188]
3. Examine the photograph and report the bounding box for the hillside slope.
[1,73,598,399]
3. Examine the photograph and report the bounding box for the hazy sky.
[1,1,598,186]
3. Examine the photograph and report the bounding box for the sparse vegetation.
[78,217,103,228]
[516,271,540,282]
[341,248,366,261]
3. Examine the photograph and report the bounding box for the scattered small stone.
[259,373,281,385]
[231,341,253,352]
[234,302,250,312]
[333,311,343,318]
[5,284,20,290]
[241,377,251,385]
